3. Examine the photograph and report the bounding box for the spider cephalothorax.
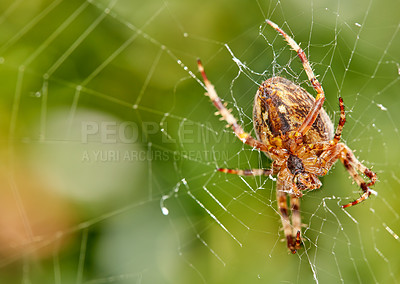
[197,20,377,254]
[288,155,321,191]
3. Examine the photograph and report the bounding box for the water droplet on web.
[161,206,169,215]
[376,103,387,111]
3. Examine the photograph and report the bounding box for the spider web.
[0,0,399,283]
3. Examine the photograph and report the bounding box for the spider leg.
[277,180,297,253]
[197,59,281,157]
[333,97,346,145]
[266,20,325,136]
[339,144,377,208]
[217,168,274,176]
[302,97,346,152]
[290,195,302,251]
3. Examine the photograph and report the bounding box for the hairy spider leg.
[277,180,297,253]
[310,142,377,208]
[339,145,377,208]
[217,168,274,176]
[333,97,346,144]
[295,231,301,250]
[290,195,302,251]
[197,59,281,157]
[266,20,325,137]
[303,97,347,152]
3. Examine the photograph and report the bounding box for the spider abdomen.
[253,76,334,146]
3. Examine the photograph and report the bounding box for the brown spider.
[197,20,377,254]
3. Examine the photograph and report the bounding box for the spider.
[197,20,377,254]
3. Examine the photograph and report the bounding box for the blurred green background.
[0,0,399,283]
